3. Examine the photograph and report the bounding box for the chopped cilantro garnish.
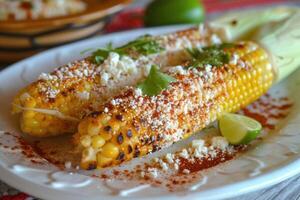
[137,65,176,96]
[91,49,124,64]
[119,35,164,55]
[90,35,164,64]
[91,49,110,64]
[187,43,235,68]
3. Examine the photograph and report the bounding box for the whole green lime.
[144,0,205,26]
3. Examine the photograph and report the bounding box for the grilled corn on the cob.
[12,26,220,137]
[74,41,274,169]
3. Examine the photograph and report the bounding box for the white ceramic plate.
[1,26,300,200]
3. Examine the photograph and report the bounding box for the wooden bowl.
[0,0,131,63]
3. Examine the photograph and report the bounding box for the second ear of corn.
[73,41,274,169]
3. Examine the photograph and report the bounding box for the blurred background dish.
[0,0,131,63]
[0,0,87,21]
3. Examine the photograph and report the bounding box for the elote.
[74,41,274,169]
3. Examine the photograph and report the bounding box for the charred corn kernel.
[101,143,119,159]
[80,161,96,170]
[12,26,217,137]
[91,135,105,149]
[76,41,275,169]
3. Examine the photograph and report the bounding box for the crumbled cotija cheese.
[19,93,31,102]
[134,88,143,97]
[191,139,205,151]
[147,168,159,178]
[230,53,239,65]
[148,135,234,174]
[103,107,109,113]
[165,153,175,164]
[39,73,52,81]
[64,161,72,169]
[174,163,179,171]
[168,66,188,75]
[159,159,169,171]
[211,136,229,150]
[192,139,204,148]
[179,149,189,159]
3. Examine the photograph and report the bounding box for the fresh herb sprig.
[187,43,235,68]
[137,65,176,96]
[90,35,164,64]
[119,35,164,55]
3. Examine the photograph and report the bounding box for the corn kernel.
[101,143,119,159]
[99,115,111,125]
[82,147,96,162]
[97,154,112,167]
[101,132,112,141]
[92,135,105,149]
[24,99,36,108]
[81,136,91,147]
[88,123,100,135]
[109,121,121,131]
[23,111,35,119]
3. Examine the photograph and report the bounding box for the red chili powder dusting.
[113,170,120,176]
[0,132,44,165]
[241,94,293,130]
[31,141,64,169]
[178,147,246,173]
[242,109,274,129]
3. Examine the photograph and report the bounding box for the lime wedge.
[219,113,262,145]
[144,0,205,27]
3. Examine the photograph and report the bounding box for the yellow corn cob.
[74,41,274,169]
[12,27,217,137]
